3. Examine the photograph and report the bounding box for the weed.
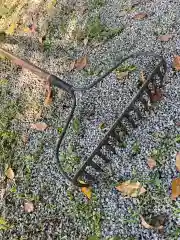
[0,217,12,230]
[43,39,52,51]
[168,226,180,240]
[72,118,80,134]
[57,127,63,134]
[86,15,123,42]
[175,134,180,143]
[72,196,101,237]
[90,0,105,10]
[132,141,141,155]
[115,65,137,73]
[60,144,80,173]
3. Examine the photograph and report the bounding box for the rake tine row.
[97,152,111,163]
[73,61,167,187]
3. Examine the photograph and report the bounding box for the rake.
[0,48,167,187]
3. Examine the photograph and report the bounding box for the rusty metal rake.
[0,48,167,187]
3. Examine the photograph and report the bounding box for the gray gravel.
[0,0,180,239]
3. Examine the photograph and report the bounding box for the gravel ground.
[0,0,180,239]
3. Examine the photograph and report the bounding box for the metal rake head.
[0,48,167,188]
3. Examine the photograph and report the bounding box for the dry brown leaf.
[147,157,156,169]
[133,12,148,20]
[115,180,146,197]
[151,88,163,102]
[24,201,34,213]
[176,152,180,172]
[171,178,180,200]
[176,122,180,127]
[158,34,173,42]
[30,122,48,131]
[140,215,163,230]
[22,134,29,144]
[5,168,15,180]
[140,71,146,83]
[74,56,88,70]
[44,86,53,106]
[173,55,180,71]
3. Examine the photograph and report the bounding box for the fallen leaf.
[23,27,31,33]
[24,201,34,213]
[6,23,17,35]
[133,12,148,20]
[176,122,180,127]
[69,61,76,71]
[115,180,146,197]
[140,215,164,230]
[71,56,88,71]
[176,152,180,172]
[147,157,156,169]
[44,86,53,105]
[171,178,180,200]
[116,71,129,80]
[173,55,180,71]
[158,34,173,42]
[79,180,92,199]
[30,122,48,131]
[151,88,163,102]
[5,168,15,180]
[22,134,29,144]
[81,186,92,199]
[140,71,147,83]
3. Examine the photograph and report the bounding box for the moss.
[86,15,124,43]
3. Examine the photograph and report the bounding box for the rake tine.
[145,87,153,102]
[90,161,103,172]
[84,170,96,182]
[133,106,143,119]
[139,97,149,111]
[105,142,116,154]
[111,131,123,143]
[156,68,164,87]
[118,121,128,135]
[97,152,111,163]
[124,114,137,128]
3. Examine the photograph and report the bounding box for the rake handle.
[0,48,73,94]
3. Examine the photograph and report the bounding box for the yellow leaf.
[176,152,180,172]
[171,178,180,200]
[81,186,92,199]
[23,27,30,33]
[6,23,16,35]
[115,180,146,197]
[147,157,156,169]
[5,167,15,180]
[79,180,92,199]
